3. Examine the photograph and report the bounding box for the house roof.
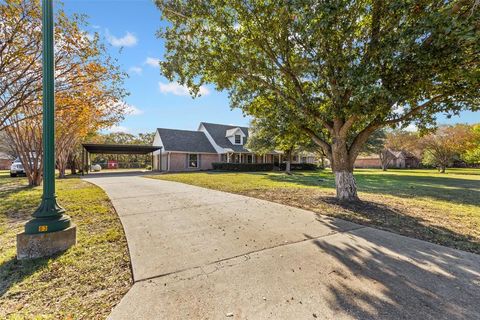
[157,128,217,153]
[200,122,250,152]
[82,144,161,154]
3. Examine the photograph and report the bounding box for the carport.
[81,143,162,175]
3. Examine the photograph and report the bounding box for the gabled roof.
[225,127,245,137]
[157,128,217,153]
[200,122,250,152]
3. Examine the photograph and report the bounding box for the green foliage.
[247,115,315,156]
[155,0,479,168]
[361,129,387,154]
[211,162,318,171]
[279,163,318,171]
[212,162,274,171]
[155,0,479,198]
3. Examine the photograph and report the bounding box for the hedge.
[212,162,318,171]
[279,163,318,171]
[212,162,274,171]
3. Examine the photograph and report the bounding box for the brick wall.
[0,159,12,170]
[167,153,219,172]
[199,153,220,170]
[354,158,382,168]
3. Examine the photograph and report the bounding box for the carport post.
[24,0,72,235]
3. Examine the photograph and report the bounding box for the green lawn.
[151,168,480,254]
[0,171,132,319]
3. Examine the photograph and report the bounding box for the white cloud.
[129,66,143,75]
[106,125,129,133]
[125,104,144,115]
[145,57,161,68]
[158,82,210,97]
[404,123,417,132]
[106,31,138,47]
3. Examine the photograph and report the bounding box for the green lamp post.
[24,0,71,234]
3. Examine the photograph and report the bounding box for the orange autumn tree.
[55,62,127,178]
[421,125,476,173]
[2,0,128,185]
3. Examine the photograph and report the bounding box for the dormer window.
[235,134,241,144]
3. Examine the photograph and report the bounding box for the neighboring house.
[0,152,14,170]
[354,150,420,169]
[153,122,316,172]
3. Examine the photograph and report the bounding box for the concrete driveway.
[84,173,480,320]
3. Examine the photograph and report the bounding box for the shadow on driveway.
[304,229,480,319]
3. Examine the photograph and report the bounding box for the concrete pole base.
[16,225,77,260]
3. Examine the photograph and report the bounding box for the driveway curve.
[84,173,480,320]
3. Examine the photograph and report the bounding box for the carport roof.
[82,143,162,155]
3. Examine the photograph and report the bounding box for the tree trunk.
[439,165,446,173]
[59,167,66,179]
[331,139,359,201]
[69,155,77,175]
[285,149,292,174]
[57,155,67,179]
[334,170,358,201]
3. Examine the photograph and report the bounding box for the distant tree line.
[361,124,480,173]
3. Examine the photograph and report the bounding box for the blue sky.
[62,0,478,135]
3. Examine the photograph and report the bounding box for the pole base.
[25,214,72,234]
[17,225,76,260]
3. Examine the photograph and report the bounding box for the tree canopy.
[155,0,479,200]
[1,0,128,185]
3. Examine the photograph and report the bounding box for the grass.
[0,170,132,319]
[150,168,480,254]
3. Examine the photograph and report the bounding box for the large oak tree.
[155,0,479,200]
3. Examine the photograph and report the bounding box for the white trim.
[152,131,164,155]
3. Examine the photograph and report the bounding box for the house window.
[235,134,241,144]
[188,154,198,168]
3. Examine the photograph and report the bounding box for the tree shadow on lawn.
[0,255,51,297]
[303,229,480,320]
[266,171,480,206]
[317,198,480,254]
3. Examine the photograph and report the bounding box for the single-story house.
[354,150,420,169]
[0,152,14,170]
[152,122,316,172]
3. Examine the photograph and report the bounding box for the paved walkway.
[84,173,480,320]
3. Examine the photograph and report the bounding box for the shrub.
[212,162,318,171]
[280,163,318,171]
[212,162,274,171]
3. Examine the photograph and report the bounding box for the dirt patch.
[241,188,480,254]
